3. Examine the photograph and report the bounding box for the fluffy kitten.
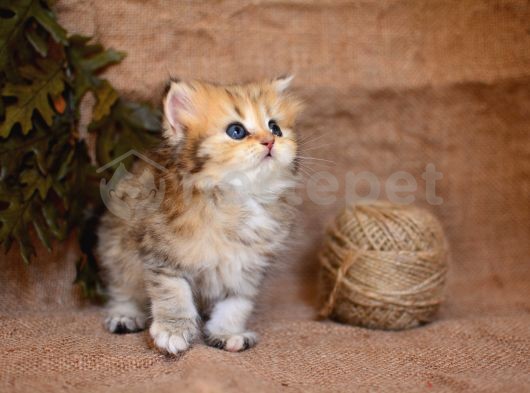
[97,77,302,354]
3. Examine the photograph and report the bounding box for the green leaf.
[67,35,125,101]
[30,2,67,45]
[67,34,91,47]
[1,62,64,137]
[81,49,125,73]
[92,80,118,121]
[57,147,74,180]
[32,208,52,251]
[94,121,116,167]
[38,175,52,199]
[20,169,43,200]
[2,235,13,254]
[0,0,32,70]
[74,207,106,302]
[41,203,65,240]
[0,184,34,263]
[19,168,51,200]
[116,100,161,131]
[0,126,51,181]
[90,98,162,170]
[0,189,22,243]
[14,223,35,264]
[0,0,67,71]
[31,138,49,175]
[52,180,69,209]
[25,28,48,57]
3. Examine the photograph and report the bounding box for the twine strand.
[319,249,360,319]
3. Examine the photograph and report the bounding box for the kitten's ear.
[163,80,195,141]
[273,75,294,94]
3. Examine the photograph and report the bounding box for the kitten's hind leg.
[105,296,147,334]
[204,297,257,352]
[98,212,148,334]
[102,254,148,334]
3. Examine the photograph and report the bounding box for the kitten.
[97,76,302,354]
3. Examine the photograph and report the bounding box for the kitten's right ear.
[163,80,195,141]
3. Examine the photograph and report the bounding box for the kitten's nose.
[261,139,275,151]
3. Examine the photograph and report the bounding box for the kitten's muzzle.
[260,138,275,153]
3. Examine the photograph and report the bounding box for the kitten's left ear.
[273,75,294,94]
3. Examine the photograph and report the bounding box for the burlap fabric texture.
[1,1,529,392]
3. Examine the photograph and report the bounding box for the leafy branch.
[0,0,161,298]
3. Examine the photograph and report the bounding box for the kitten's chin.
[260,154,275,165]
[268,152,295,169]
[256,154,297,179]
[254,154,291,176]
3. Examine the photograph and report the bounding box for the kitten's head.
[162,77,302,188]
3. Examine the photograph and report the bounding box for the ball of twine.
[319,202,448,330]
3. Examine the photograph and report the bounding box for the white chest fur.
[158,191,286,299]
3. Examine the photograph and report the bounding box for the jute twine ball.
[319,202,448,330]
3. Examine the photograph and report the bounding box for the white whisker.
[296,165,313,178]
[296,155,335,163]
[298,143,333,152]
[296,134,326,146]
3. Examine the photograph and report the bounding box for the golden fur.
[97,77,302,354]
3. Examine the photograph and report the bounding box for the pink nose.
[261,139,275,151]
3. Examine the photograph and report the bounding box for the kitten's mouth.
[262,152,274,162]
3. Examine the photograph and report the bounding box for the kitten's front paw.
[149,319,199,355]
[105,314,146,334]
[205,331,257,352]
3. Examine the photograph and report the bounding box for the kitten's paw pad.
[149,319,198,355]
[205,332,257,352]
[105,314,146,334]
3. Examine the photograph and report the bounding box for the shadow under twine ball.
[319,202,448,330]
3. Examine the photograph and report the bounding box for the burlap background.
[1,1,529,392]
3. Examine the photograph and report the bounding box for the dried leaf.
[1,62,64,136]
[53,94,66,114]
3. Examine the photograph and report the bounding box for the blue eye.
[268,120,282,137]
[226,123,248,140]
